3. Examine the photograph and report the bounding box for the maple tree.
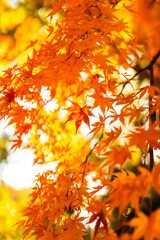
[1,0,160,239]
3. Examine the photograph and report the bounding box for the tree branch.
[81,132,103,182]
[147,51,160,171]
[131,50,160,80]
[118,50,160,170]
[149,65,156,171]
[119,50,160,94]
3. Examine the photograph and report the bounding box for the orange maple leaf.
[127,123,160,153]
[102,144,132,173]
[152,164,160,194]
[130,209,160,240]
[47,0,64,22]
[90,92,114,115]
[89,114,105,137]
[65,101,94,132]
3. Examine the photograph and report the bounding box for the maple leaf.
[65,213,86,231]
[127,123,160,153]
[130,211,149,240]
[65,101,94,132]
[47,0,64,22]
[126,104,146,124]
[59,214,87,240]
[102,144,132,173]
[0,87,16,116]
[89,114,105,137]
[10,137,23,151]
[115,93,137,107]
[38,229,55,240]
[96,126,122,154]
[4,87,15,103]
[88,74,107,95]
[89,185,104,197]
[90,92,115,115]
[152,164,160,194]
[99,232,119,240]
[88,210,108,237]
[107,168,152,214]
[130,209,160,240]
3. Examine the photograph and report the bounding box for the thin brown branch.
[131,50,160,81]
[150,50,160,66]
[149,146,154,172]
[81,132,103,182]
[118,50,160,170]
[119,50,160,94]
[149,65,156,171]
[62,51,75,63]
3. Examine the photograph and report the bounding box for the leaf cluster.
[1,0,160,240]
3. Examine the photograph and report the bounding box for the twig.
[148,65,156,171]
[118,50,160,170]
[148,51,160,171]
[62,51,75,63]
[81,132,103,182]
[119,50,160,94]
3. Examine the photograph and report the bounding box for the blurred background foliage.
[0,185,33,240]
[0,135,9,164]
[0,0,50,239]
[0,134,34,239]
[0,0,53,70]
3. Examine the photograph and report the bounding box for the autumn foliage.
[1,0,160,239]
